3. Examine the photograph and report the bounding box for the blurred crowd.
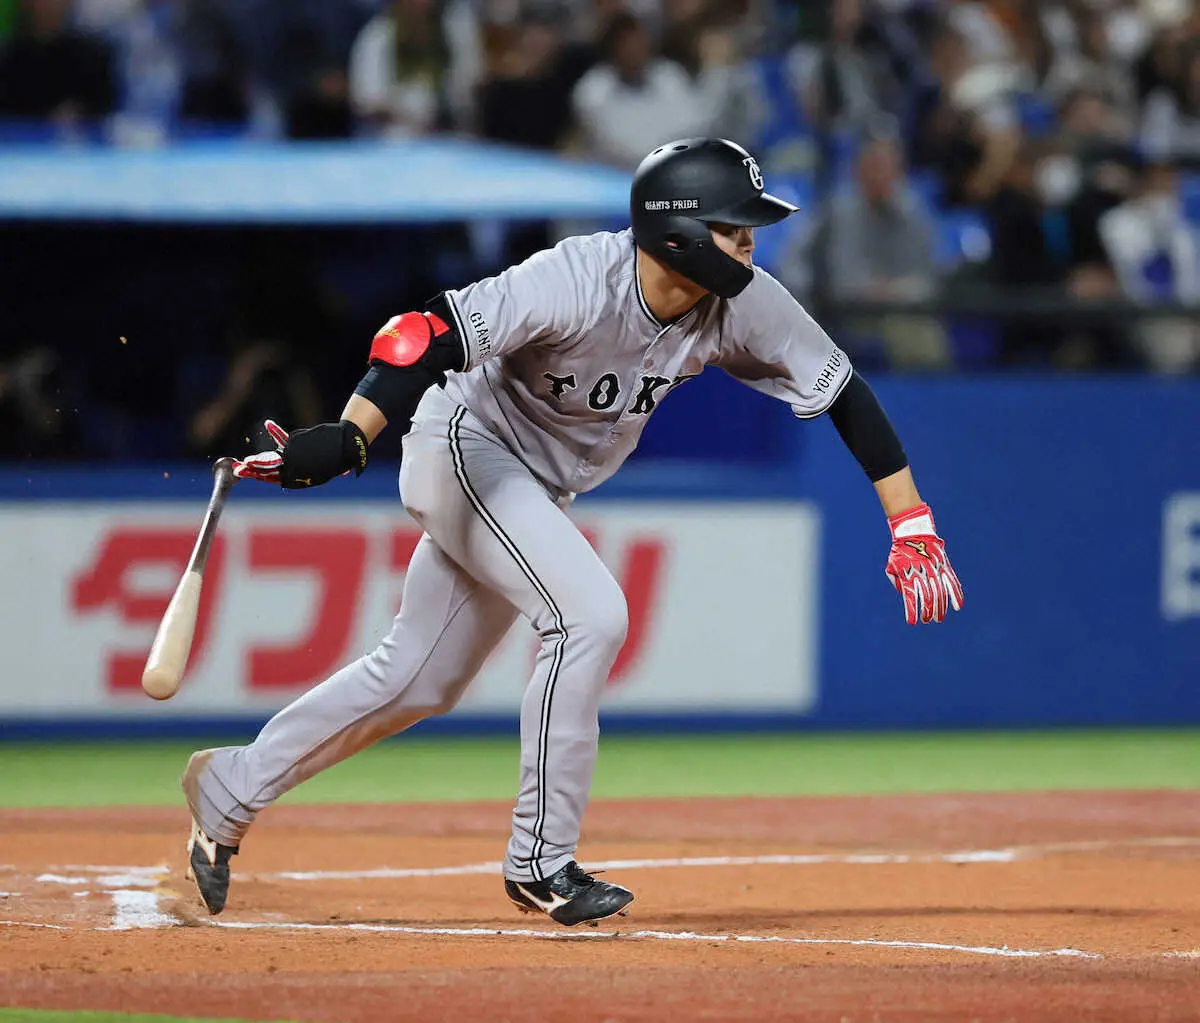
[2,0,1200,461]
[0,0,778,148]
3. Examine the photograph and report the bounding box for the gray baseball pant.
[187,400,628,882]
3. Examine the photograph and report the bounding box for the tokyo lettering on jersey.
[428,228,852,494]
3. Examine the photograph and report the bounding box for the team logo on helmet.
[743,156,764,191]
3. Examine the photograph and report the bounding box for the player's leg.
[402,406,633,922]
[182,534,517,910]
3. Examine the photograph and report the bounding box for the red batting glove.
[885,503,964,626]
[231,419,289,484]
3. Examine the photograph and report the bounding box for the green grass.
[0,1013,294,1023]
[0,730,1197,808]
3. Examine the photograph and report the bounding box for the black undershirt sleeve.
[353,363,443,433]
[825,370,909,482]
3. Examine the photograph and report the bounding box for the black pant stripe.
[448,406,566,881]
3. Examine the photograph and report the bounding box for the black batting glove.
[233,419,368,489]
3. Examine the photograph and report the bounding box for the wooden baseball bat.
[141,457,238,701]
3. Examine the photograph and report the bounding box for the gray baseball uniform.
[187,228,851,883]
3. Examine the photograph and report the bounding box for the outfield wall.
[0,378,1196,734]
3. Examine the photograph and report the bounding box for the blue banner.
[797,377,1199,727]
[1,378,1196,733]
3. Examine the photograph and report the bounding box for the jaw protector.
[630,138,799,299]
[647,215,757,299]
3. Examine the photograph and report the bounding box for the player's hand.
[233,418,368,489]
[885,503,964,626]
[231,419,289,484]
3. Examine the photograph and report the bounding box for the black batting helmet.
[630,138,798,299]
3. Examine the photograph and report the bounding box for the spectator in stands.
[912,21,1021,207]
[987,141,1072,362]
[662,0,715,75]
[231,0,373,140]
[187,340,322,460]
[1103,0,1153,69]
[281,67,353,140]
[101,0,250,134]
[570,10,743,169]
[476,11,589,263]
[1099,158,1200,372]
[1027,4,1137,119]
[478,12,579,150]
[781,133,949,370]
[0,0,115,120]
[661,0,766,77]
[987,138,1130,368]
[1134,18,1189,107]
[1141,40,1200,168]
[176,0,249,124]
[1056,87,1139,269]
[0,348,83,460]
[102,0,182,145]
[186,235,331,458]
[945,0,1013,64]
[540,0,663,45]
[787,0,900,139]
[349,0,481,136]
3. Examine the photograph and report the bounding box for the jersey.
[186,231,855,896]
[429,229,852,494]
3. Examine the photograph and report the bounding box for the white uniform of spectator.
[1099,165,1200,372]
[574,60,734,168]
[572,13,739,170]
[349,0,481,135]
[1140,43,1200,167]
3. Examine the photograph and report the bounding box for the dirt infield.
[2,791,1200,1022]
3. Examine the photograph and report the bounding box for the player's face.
[709,223,755,267]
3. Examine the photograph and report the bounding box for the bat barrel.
[141,569,203,700]
[141,458,239,701]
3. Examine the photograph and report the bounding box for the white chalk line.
[35,866,165,887]
[0,910,1116,960]
[12,841,1200,957]
[0,919,70,930]
[16,838,1200,886]
[251,836,1200,883]
[211,918,1100,959]
[259,852,1010,882]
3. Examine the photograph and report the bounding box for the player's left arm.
[235,240,588,488]
[826,371,964,626]
[722,270,962,625]
[232,310,464,489]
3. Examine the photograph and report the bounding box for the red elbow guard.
[369,311,450,367]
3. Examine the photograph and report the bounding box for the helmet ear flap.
[661,217,708,253]
[643,216,752,299]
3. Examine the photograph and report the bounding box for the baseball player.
[182,138,964,926]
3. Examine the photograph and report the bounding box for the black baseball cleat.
[185,818,238,915]
[505,861,634,926]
